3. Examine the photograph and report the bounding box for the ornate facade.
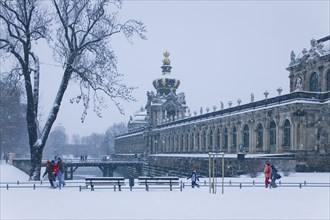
[115,37,330,167]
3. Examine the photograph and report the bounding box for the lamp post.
[208,152,225,194]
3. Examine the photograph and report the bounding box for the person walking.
[56,157,65,189]
[187,169,200,188]
[51,160,59,188]
[263,161,272,188]
[42,160,56,188]
[270,164,280,188]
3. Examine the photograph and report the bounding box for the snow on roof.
[148,153,295,158]
[155,97,328,131]
[129,108,147,124]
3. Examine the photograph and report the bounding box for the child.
[263,161,272,188]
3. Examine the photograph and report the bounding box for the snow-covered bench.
[138,176,181,191]
[84,177,125,191]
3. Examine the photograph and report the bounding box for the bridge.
[62,159,145,180]
[12,158,145,180]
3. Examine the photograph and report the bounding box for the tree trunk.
[29,67,73,180]
[29,144,44,180]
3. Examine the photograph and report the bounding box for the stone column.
[251,124,256,153]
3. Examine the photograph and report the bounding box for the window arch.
[243,125,249,151]
[283,119,291,147]
[224,127,228,151]
[209,129,213,151]
[310,72,319,92]
[232,126,237,151]
[327,69,330,91]
[256,123,263,149]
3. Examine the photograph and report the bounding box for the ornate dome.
[128,107,148,132]
[152,51,180,95]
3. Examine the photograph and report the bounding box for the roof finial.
[162,51,171,65]
[161,51,172,75]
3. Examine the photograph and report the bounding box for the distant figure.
[187,169,200,188]
[270,165,281,188]
[42,160,56,188]
[263,161,272,188]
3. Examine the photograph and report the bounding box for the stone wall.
[147,154,297,177]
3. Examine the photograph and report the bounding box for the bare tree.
[44,125,68,157]
[81,133,105,157]
[0,0,146,180]
[0,75,29,157]
[103,122,127,154]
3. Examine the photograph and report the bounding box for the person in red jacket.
[51,160,59,181]
[263,161,272,188]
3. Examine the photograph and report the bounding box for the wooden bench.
[138,176,181,191]
[84,177,125,191]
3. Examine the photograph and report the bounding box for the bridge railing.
[62,158,141,163]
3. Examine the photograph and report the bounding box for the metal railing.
[1,179,329,190]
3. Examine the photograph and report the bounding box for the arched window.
[256,123,263,149]
[327,70,330,91]
[283,119,291,147]
[310,72,319,92]
[216,128,221,151]
[224,127,228,151]
[232,126,237,151]
[209,129,213,151]
[243,125,249,151]
[202,129,207,151]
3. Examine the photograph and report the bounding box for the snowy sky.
[8,1,329,139]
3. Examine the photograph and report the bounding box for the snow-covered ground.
[1,161,329,220]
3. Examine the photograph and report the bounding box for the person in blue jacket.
[270,164,281,188]
[187,169,200,188]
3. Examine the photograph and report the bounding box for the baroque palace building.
[115,36,330,170]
